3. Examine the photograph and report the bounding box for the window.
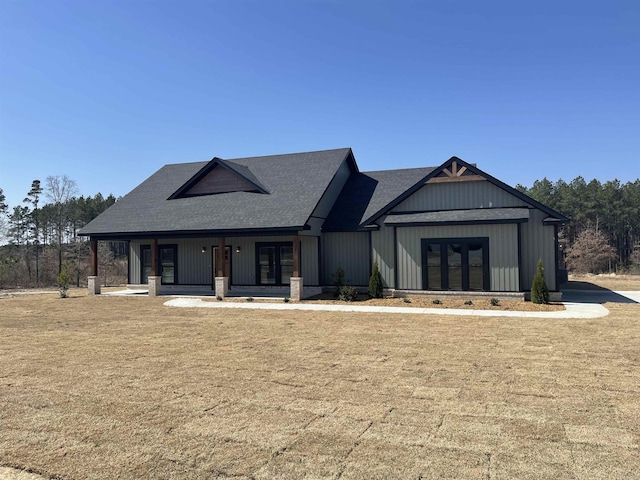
[421,238,489,291]
[255,242,294,285]
[140,244,178,284]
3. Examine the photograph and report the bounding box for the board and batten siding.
[371,225,395,288]
[394,223,520,291]
[129,235,320,286]
[520,209,557,291]
[322,232,370,286]
[392,180,529,212]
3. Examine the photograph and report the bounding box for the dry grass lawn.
[1,285,639,479]
[567,273,640,291]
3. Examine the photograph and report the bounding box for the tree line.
[516,176,640,274]
[0,176,125,289]
[1,173,639,289]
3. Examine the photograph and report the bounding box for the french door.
[255,242,294,285]
[421,238,489,291]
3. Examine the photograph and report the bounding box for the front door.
[141,244,177,284]
[256,242,294,285]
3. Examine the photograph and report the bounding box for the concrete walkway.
[99,287,639,319]
[163,296,615,319]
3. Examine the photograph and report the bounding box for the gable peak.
[168,156,269,199]
[426,157,485,184]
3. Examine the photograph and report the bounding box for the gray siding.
[130,238,221,285]
[520,209,557,291]
[392,223,520,291]
[129,235,320,286]
[371,225,395,288]
[393,180,529,212]
[322,232,370,286]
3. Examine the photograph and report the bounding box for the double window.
[140,244,177,284]
[421,238,489,291]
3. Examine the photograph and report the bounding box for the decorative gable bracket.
[427,158,485,183]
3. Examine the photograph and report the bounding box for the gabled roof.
[364,156,569,226]
[168,157,269,199]
[323,167,435,231]
[79,148,353,238]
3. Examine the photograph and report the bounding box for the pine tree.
[24,180,43,286]
[368,260,383,298]
[531,259,550,304]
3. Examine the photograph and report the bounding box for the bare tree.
[45,175,78,274]
[566,228,617,274]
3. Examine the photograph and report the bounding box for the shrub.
[56,270,70,298]
[490,298,500,306]
[216,295,223,302]
[403,298,412,304]
[338,285,358,302]
[531,259,550,304]
[432,299,442,305]
[283,297,290,303]
[464,300,473,306]
[333,266,345,290]
[246,297,254,302]
[368,261,383,298]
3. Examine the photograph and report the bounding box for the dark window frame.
[421,237,489,291]
[140,244,178,285]
[255,241,295,286]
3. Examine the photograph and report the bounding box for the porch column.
[215,236,228,298]
[148,238,162,296]
[88,239,100,295]
[290,235,303,301]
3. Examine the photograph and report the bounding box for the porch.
[88,233,320,301]
[112,284,322,299]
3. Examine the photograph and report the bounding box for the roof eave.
[385,218,529,228]
[80,225,307,240]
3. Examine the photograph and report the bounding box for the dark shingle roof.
[79,148,352,237]
[322,167,435,231]
[383,208,530,226]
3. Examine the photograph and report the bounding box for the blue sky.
[1,0,638,209]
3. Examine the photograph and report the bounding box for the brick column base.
[88,276,101,295]
[215,277,229,298]
[148,276,162,296]
[290,277,303,301]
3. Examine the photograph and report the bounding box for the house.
[79,148,568,300]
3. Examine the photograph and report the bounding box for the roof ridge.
[163,148,351,167]
[226,147,352,162]
[362,166,436,174]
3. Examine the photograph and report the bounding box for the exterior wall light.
[201,246,207,253]
[236,246,241,254]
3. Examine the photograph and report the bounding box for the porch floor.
[110,285,291,299]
